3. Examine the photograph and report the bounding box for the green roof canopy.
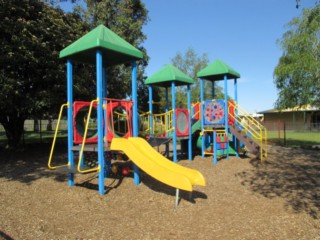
[59,24,143,66]
[197,59,240,81]
[145,64,194,87]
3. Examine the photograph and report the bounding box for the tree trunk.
[0,115,25,149]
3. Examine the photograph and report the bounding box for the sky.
[61,0,316,113]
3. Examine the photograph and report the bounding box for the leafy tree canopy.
[171,47,224,107]
[274,5,320,109]
[0,0,88,148]
[77,0,149,99]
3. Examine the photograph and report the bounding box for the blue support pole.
[148,85,153,137]
[165,87,169,112]
[213,131,217,165]
[200,78,205,158]
[224,75,229,159]
[96,50,105,195]
[234,78,239,157]
[102,67,107,141]
[67,59,74,187]
[132,61,140,184]
[165,87,169,157]
[212,81,215,99]
[187,84,192,160]
[171,81,177,162]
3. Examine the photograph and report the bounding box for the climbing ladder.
[228,102,268,161]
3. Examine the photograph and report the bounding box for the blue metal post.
[102,67,107,141]
[171,81,177,162]
[187,84,192,160]
[165,87,169,112]
[234,78,239,157]
[224,75,229,159]
[148,85,153,137]
[213,131,217,165]
[96,50,105,195]
[200,78,205,158]
[67,59,74,187]
[165,87,169,157]
[212,81,215,99]
[132,61,140,184]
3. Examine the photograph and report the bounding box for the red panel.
[228,101,235,125]
[176,108,190,137]
[192,102,200,121]
[105,100,133,142]
[73,101,98,144]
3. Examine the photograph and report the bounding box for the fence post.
[283,121,286,146]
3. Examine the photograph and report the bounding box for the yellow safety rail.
[78,99,100,173]
[113,110,128,135]
[152,110,174,135]
[139,111,151,133]
[48,103,69,170]
[139,110,175,136]
[200,129,226,155]
[228,101,268,161]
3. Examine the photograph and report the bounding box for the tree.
[0,0,89,149]
[274,5,320,109]
[171,47,224,105]
[78,0,149,100]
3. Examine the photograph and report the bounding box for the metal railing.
[228,101,268,161]
[48,103,69,170]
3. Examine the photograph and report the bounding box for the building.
[258,105,320,131]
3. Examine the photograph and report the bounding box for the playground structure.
[143,60,268,165]
[48,24,267,196]
[48,24,206,195]
[196,60,268,164]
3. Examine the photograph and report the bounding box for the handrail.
[139,111,151,133]
[48,103,69,169]
[78,99,100,173]
[191,102,201,119]
[229,101,268,160]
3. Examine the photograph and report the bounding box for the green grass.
[268,131,320,148]
[0,130,68,146]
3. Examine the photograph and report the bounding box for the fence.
[264,120,320,132]
[264,120,320,147]
[0,119,68,144]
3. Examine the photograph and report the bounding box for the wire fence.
[264,121,320,132]
[0,119,68,145]
[264,121,320,148]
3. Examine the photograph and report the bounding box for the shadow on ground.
[140,171,207,204]
[0,142,70,184]
[237,146,320,219]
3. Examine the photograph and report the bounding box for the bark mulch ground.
[0,143,320,239]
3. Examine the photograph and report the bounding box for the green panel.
[59,24,143,66]
[191,120,201,134]
[197,59,240,81]
[145,64,194,87]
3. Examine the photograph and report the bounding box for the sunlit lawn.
[268,131,320,148]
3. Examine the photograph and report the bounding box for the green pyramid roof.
[197,59,240,81]
[59,24,143,66]
[145,64,194,87]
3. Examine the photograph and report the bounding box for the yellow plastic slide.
[110,137,206,192]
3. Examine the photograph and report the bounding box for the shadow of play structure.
[48,24,267,197]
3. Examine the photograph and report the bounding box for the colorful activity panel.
[73,101,98,144]
[203,99,225,125]
[176,108,190,137]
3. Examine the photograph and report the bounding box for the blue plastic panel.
[203,99,225,125]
